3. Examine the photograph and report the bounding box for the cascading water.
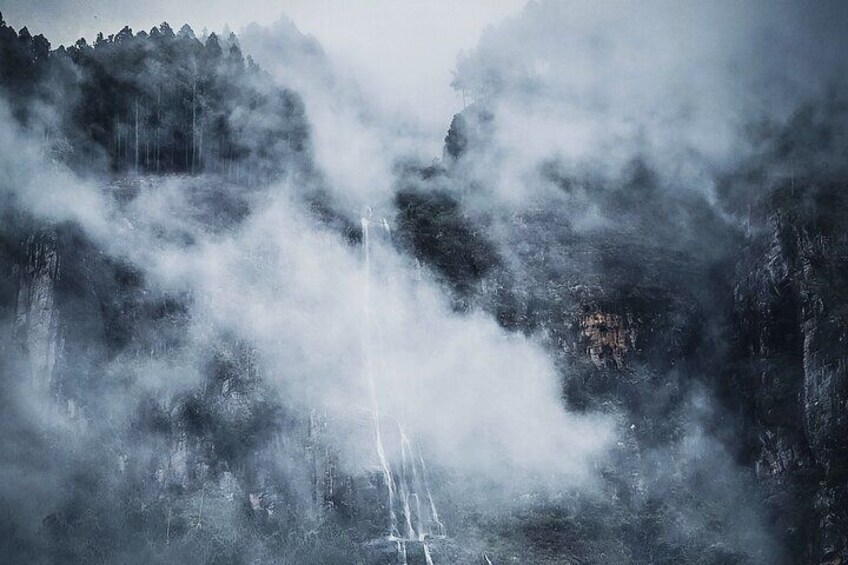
[398,423,446,539]
[361,212,446,565]
[417,448,446,537]
[422,541,436,565]
[361,212,401,541]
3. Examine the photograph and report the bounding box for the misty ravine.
[1,2,848,564]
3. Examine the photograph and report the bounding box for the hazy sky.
[3,0,526,131]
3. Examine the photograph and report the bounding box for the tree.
[159,22,175,40]
[115,26,133,44]
[18,26,32,45]
[178,24,196,40]
[0,18,311,179]
[228,42,244,70]
[204,33,222,59]
[32,34,50,61]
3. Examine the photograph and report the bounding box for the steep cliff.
[734,183,848,563]
[2,11,847,565]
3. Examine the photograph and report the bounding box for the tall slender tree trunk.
[156,87,161,173]
[191,79,197,174]
[134,99,139,173]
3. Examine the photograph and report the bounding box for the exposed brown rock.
[580,311,637,369]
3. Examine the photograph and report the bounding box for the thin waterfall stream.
[361,212,446,564]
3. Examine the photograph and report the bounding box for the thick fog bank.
[1,1,848,564]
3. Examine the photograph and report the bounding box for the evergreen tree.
[0,19,311,180]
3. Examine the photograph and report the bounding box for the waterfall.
[362,214,400,539]
[399,423,446,539]
[397,539,408,565]
[423,539,435,565]
[398,423,417,539]
[361,213,446,564]
[417,449,446,537]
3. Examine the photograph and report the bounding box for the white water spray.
[398,424,417,539]
[361,212,446,564]
[423,539,436,565]
[362,213,400,539]
[414,438,446,537]
[396,539,408,565]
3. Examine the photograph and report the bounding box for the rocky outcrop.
[580,311,638,369]
[735,183,848,564]
[14,230,62,393]
[442,104,494,161]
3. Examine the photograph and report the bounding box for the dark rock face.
[13,230,61,393]
[0,216,326,564]
[734,183,848,564]
[388,104,848,563]
[394,188,500,302]
[442,105,493,161]
[392,166,765,562]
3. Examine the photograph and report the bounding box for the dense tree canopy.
[0,15,311,183]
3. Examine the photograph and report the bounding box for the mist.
[1,1,848,564]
